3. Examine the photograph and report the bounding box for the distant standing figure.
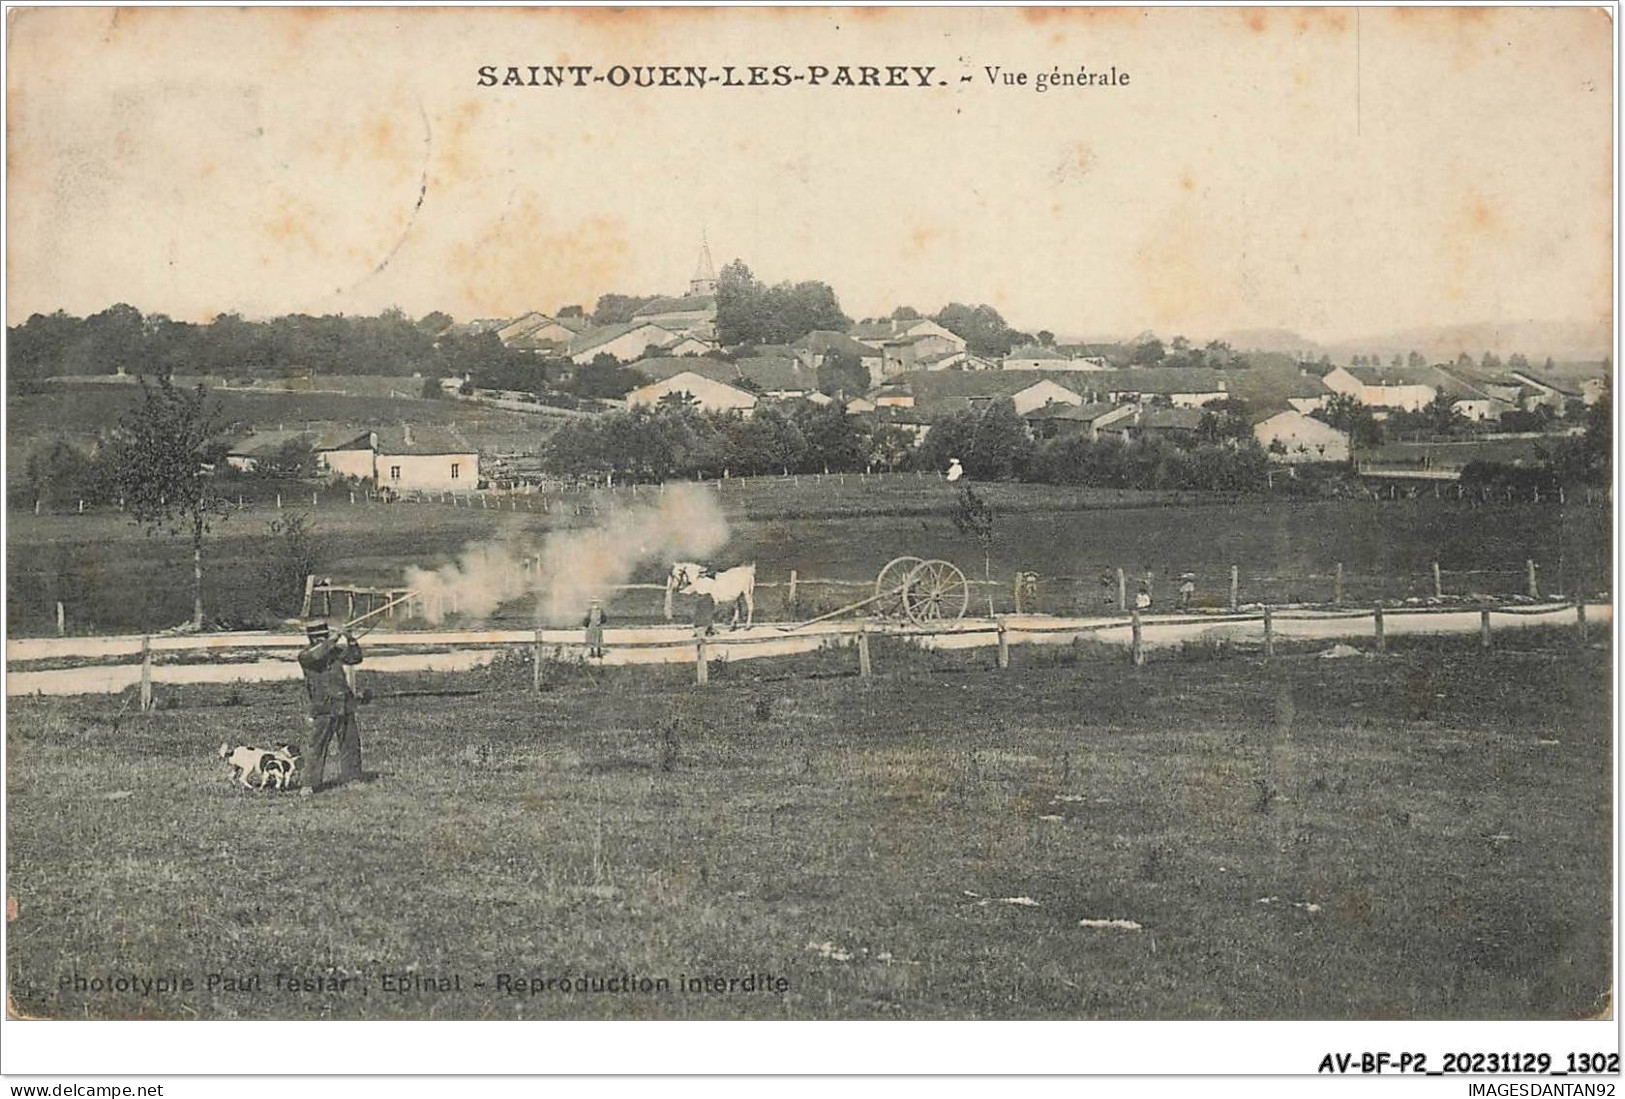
[1099,571,1116,608]
[1178,574,1196,610]
[1134,583,1153,611]
[946,457,964,483]
[583,600,608,658]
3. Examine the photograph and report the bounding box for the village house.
[501,313,590,354]
[1132,405,1207,442]
[625,371,758,415]
[447,318,508,338]
[1251,410,1350,464]
[1005,345,1102,371]
[732,355,821,400]
[568,321,683,365]
[916,349,970,371]
[1077,367,1228,408]
[224,428,335,473]
[1506,368,1585,411]
[496,312,550,344]
[318,425,480,492]
[850,317,966,353]
[794,330,886,386]
[632,295,717,339]
[1021,401,1137,441]
[1322,364,1456,412]
[1452,395,1518,422]
[626,357,734,385]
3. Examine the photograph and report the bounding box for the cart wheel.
[874,556,924,617]
[902,560,970,625]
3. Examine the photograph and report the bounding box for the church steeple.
[689,232,717,297]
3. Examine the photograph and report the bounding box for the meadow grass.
[7,480,1610,635]
[6,636,1610,1020]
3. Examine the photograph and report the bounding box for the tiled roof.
[320,425,476,456]
[733,355,819,392]
[1023,402,1122,423]
[633,294,717,318]
[1138,406,1206,431]
[1096,368,1227,394]
[796,330,879,358]
[1006,345,1071,360]
[627,357,738,384]
[569,322,676,356]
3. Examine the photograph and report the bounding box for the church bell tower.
[689,234,718,297]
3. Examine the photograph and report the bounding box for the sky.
[5,7,1614,344]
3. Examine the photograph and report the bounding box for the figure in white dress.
[946,457,964,483]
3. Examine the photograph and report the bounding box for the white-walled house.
[1006,378,1084,416]
[1080,368,1227,408]
[625,372,758,415]
[1453,396,1517,422]
[1252,411,1349,463]
[1322,365,1441,412]
[318,426,480,492]
[569,322,681,364]
[1004,345,1099,371]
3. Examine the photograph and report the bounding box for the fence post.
[312,492,319,508]
[1230,565,1239,612]
[139,636,154,712]
[78,499,84,514]
[1263,605,1274,661]
[276,493,282,509]
[1334,562,1344,606]
[996,617,1009,669]
[55,601,65,636]
[532,628,544,692]
[1013,574,1023,614]
[1575,599,1588,645]
[787,570,798,615]
[695,637,709,685]
[33,499,40,516]
[857,628,872,678]
[1130,608,1144,666]
[1433,561,1443,600]
[1480,608,1492,650]
[1526,559,1539,599]
[300,574,316,618]
[1117,568,1127,613]
[1374,605,1386,653]
[663,578,675,621]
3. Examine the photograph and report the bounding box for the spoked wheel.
[873,556,924,618]
[902,560,970,625]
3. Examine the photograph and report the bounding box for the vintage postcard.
[2,3,1616,1077]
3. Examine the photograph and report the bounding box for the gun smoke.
[404,485,728,626]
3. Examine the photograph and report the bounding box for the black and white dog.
[217,743,302,790]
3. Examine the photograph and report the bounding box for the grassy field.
[5,636,1611,1020]
[7,477,1611,635]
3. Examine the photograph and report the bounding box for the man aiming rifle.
[294,590,415,794]
[297,617,366,795]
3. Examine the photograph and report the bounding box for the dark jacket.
[298,635,363,716]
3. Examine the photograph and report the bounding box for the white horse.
[668,562,756,630]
